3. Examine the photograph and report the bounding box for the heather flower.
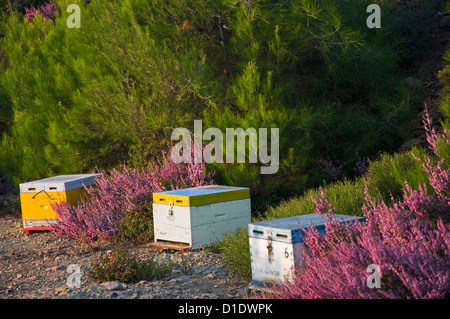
[25,2,61,23]
[51,146,214,241]
[257,109,450,299]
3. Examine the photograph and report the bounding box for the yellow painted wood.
[153,188,250,207]
[21,188,88,220]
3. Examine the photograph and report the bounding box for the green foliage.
[213,227,252,280]
[115,206,154,243]
[218,147,432,278]
[377,0,440,69]
[0,0,224,184]
[88,247,175,283]
[202,0,425,195]
[266,178,367,221]
[365,150,427,202]
[437,39,450,163]
[0,0,427,194]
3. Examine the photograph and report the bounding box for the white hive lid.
[19,174,100,193]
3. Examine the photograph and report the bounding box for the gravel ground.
[0,217,251,299]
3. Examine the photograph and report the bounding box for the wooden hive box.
[152,185,251,250]
[248,213,365,288]
[19,174,99,233]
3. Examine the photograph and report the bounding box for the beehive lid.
[19,174,100,193]
[248,214,365,243]
[153,185,250,207]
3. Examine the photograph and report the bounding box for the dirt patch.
[0,217,251,299]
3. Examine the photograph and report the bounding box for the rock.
[47,265,64,271]
[103,280,125,291]
[105,291,118,298]
[127,292,139,299]
[176,275,191,283]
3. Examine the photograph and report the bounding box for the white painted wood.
[248,213,365,286]
[22,218,58,228]
[249,236,304,285]
[191,198,251,249]
[153,203,192,245]
[153,198,251,250]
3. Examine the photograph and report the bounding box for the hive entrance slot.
[276,234,288,239]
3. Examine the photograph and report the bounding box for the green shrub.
[217,147,431,278]
[213,227,252,280]
[217,178,366,280]
[437,38,450,164]
[379,0,440,69]
[263,179,366,221]
[215,0,450,280]
[115,206,154,243]
[365,150,428,202]
[0,0,424,200]
[0,0,224,185]
[88,247,174,283]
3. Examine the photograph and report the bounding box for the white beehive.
[153,185,251,250]
[248,213,365,288]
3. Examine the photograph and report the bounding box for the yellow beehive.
[19,174,99,233]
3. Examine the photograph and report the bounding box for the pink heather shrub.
[25,2,61,23]
[259,110,450,299]
[51,147,214,241]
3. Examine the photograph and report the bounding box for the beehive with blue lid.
[248,213,365,288]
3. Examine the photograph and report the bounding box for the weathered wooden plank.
[148,240,191,252]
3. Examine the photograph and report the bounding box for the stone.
[127,292,139,299]
[103,280,125,291]
[176,275,191,283]
[105,291,118,298]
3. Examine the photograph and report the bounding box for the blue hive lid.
[248,213,365,243]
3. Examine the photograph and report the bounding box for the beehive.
[248,213,365,288]
[153,185,251,250]
[19,174,99,233]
